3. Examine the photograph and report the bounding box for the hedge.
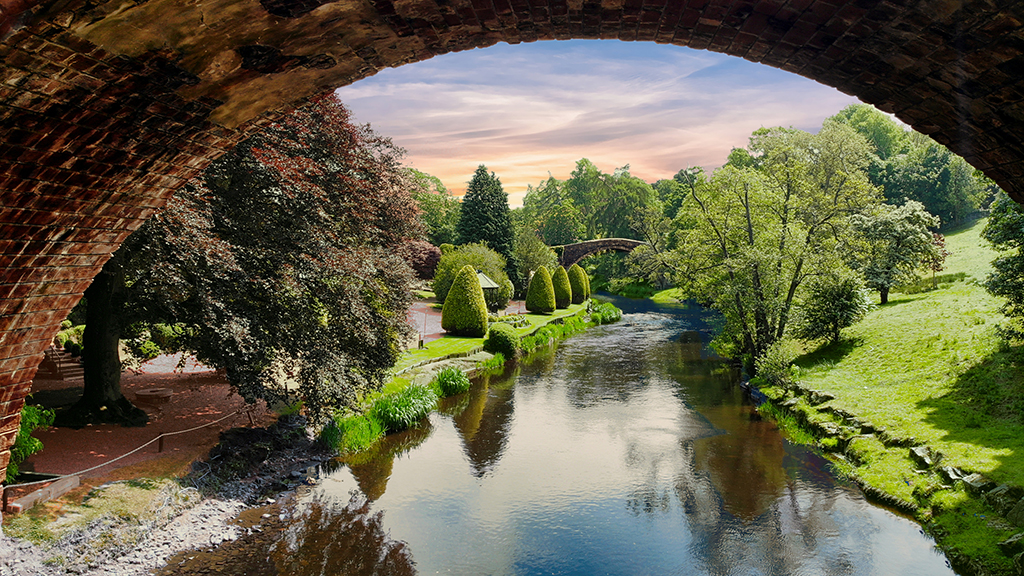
[441,265,489,337]
[568,264,588,304]
[525,266,556,314]
[552,266,572,309]
[484,322,520,358]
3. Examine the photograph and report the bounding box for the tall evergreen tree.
[457,165,522,293]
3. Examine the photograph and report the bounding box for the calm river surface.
[272,297,955,576]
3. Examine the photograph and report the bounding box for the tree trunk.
[55,254,148,428]
[879,286,890,305]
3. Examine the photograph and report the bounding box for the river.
[249,297,956,575]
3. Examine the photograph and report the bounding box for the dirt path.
[9,354,275,503]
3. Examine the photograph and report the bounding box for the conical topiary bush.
[552,266,572,309]
[567,264,587,305]
[441,265,489,337]
[525,266,556,314]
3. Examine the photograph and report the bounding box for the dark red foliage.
[403,239,441,279]
[120,94,421,422]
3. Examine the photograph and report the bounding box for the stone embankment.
[747,380,1024,576]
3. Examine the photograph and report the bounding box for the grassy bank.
[329,298,621,456]
[751,218,1024,575]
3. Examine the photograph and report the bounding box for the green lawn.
[783,218,1024,573]
[395,303,587,373]
[794,218,1023,481]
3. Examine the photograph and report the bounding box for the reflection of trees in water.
[449,372,517,477]
[345,422,433,501]
[669,436,865,576]
[555,319,733,409]
[693,406,788,521]
[271,494,416,576]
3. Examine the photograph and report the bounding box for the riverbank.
[1,297,616,574]
[729,219,1024,576]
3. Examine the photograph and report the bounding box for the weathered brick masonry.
[2,0,1024,482]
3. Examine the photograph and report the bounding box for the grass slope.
[795,219,1021,481]
[786,218,1024,573]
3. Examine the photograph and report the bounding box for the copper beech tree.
[66,95,420,427]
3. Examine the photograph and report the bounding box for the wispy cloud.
[336,40,859,205]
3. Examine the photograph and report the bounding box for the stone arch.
[558,238,648,268]
[3,0,1024,480]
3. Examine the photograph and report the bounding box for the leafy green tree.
[982,192,1024,338]
[431,243,509,303]
[409,168,461,246]
[525,266,556,314]
[671,121,878,369]
[591,165,660,240]
[829,103,910,160]
[441,265,489,337]
[538,200,586,245]
[830,105,987,224]
[565,159,604,238]
[848,200,941,305]
[68,95,419,426]
[654,178,687,219]
[512,228,558,295]
[793,272,874,345]
[457,165,522,292]
[552,266,572,309]
[568,264,588,304]
[626,204,678,289]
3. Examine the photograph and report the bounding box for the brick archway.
[3,0,1024,481]
[558,238,648,268]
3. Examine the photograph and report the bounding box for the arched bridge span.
[558,238,648,268]
[3,0,1024,480]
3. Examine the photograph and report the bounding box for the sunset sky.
[334,39,861,207]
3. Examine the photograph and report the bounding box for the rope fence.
[2,406,258,512]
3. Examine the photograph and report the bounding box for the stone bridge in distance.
[557,238,648,268]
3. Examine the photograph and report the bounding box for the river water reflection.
[281,297,955,576]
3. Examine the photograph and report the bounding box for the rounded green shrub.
[432,242,509,303]
[371,385,438,433]
[442,265,489,337]
[552,266,572,309]
[582,267,591,299]
[525,266,556,314]
[433,365,471,397]
[484,322,520,358]
[568,264,587,304]
[591,301,622,324]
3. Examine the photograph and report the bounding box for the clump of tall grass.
[370,385,438,433]
[477,352,505,372]
[756,401,816,445]
[433,365,471,397]
[323,412,384,454]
